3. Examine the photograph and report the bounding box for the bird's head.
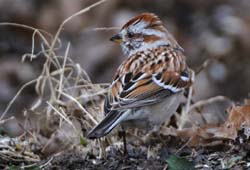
[110,13,181,55]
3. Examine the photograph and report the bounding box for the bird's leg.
[122,128,128,156]
[118,126,128,157]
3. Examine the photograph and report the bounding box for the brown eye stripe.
[148,23,161,28]
[143,35,161,43]
[126,33,140,39]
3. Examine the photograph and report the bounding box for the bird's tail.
[87,111,126,139]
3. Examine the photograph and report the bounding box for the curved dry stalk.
[0,79,38,120]
[76,89,107,101]
[0,116,15,125]
[64,83,109,91]
[0,23,51,46]
[39,156,54,169]
[188,96,230,111]
[22,29,38,62]
[195,58,214,75]
[184,69,195,114]
[0,23,62,69]
[58,43,70,99]
[47,0,112,60]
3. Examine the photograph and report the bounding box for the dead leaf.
[166,102,250,146]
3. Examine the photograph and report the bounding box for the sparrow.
[87,13,194,152]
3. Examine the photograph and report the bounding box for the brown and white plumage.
[87,13,194,139]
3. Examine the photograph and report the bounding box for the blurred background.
[0,0,250,120]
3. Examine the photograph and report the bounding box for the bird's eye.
[127,32,134,38]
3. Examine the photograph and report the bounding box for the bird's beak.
[110,34,123,44]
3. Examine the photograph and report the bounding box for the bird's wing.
[104,46,194,114]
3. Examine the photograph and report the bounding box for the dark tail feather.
[87,111,124,139]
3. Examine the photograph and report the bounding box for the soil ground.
[39,136,250,170]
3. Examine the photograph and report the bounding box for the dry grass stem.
[90,27,120,31]
[48,0,112,60]
[58,91,99,125]
[58,43,70,99]
[0,116,15,125]
[189,96,230,111]
[0,0,112,163]
[0,79,38,120]
[179,70,195,129]
[47,102,77,132]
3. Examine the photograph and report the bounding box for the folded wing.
[105,46,193,113]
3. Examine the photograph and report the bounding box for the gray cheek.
[136,42,142,48]
[121,45,130,55]
[133,39,143,48]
